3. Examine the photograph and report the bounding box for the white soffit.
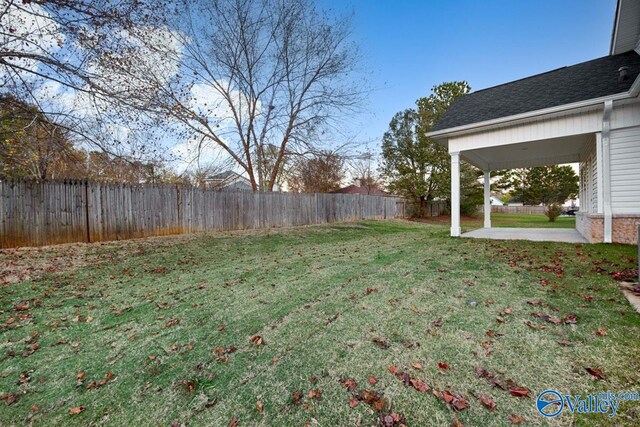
[461,134,592,170]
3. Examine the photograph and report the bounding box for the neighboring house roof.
[330,184,388,196]
[204,170,252,189]
[431,50,640,132]
[207,171,246,181]
[489,196,504,206]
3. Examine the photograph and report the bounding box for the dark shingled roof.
[432,50,640,132]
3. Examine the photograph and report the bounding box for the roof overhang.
[610,0,640,55]
[426,76,640,142]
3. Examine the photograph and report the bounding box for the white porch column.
[601,101,613,243]
[483,170,491,228]
[450,151,461,237]
[595,132,604,214]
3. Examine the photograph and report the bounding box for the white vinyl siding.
[610,126,640,214]
[579,138,598,213]
[449,107,602,153]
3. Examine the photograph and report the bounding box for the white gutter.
[602,100,613,243]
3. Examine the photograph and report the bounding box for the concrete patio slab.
[462,227,588,243]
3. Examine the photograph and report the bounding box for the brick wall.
[612,215,640,245]
[576,213,640,244]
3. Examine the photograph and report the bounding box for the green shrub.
[545,204,562,222]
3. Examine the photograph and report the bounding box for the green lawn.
[413,213,576,233]
[1,221,638,426]
[483,214,576,229]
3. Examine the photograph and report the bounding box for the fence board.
[491,205,547,214]
[0,180,403,248]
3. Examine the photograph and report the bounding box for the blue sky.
[319,0,616,148]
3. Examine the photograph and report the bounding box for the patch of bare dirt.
[0,233,198,286]
[0,222,378,285]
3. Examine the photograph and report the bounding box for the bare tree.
[349,150,383,195]
[287,150,345,193]
[111,0,364,191]
[0,0,173,160]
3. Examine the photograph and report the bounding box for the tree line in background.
[1,0,365,191]
[2,0,579,207]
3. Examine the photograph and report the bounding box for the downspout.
[602,100,613,243]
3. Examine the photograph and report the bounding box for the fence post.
[84,180,91,243]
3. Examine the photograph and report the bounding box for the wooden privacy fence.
[491,205,547,215]
[0,180,400,248]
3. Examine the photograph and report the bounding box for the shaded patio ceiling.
[460,133,593,170]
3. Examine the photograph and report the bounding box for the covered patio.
[427,45,640,244]
[462,227,588,243]
[447,127,596,241]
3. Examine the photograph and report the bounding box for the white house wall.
[579,136,598,214]
[610,100,640,129]
[610,125,640,214]
[448,108,603,155]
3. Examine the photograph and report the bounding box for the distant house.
[203,171,252,191]
[428,0,640,244]
[490,196,504,206]
[330,184,388,196]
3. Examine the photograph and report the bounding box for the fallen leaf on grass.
[341,377,357,391]
[441,390,469,411]
[372,337,389,349]
[594,328,607,336]
[228,417,239,427]
[562,314,578,324]
[450,417,464,427]
[181,380,195,395]
[290,390,303,405]
[368,375,377,385]
[508,413,525,424]
[308,389,322,399]
[585,367,606,380]
[15,301,29,311]
[162,318,180,329]
[256,401,263,412]
[557,339,572,346]
[348,397,359,408]
[359,390,388,411]
[531,312,561,324]
[388,365,398,375]
[438,362,449,370]
[250,335,265,345]
[99,371,114,386]
[1,393,19,405]
[524,320,546,330]
[378,412,406,426]
[409,378,429,392]
[508,387,531,398]
[432,318,442,327]
[69,406,85,415]
[479,394,496,411]
[412,362,423,370]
